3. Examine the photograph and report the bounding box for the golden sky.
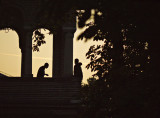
[0,28,103,83]
[0,30,21,77]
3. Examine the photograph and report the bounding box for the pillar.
[53,27,64,78]
[62,26,76,77]
[53,10,76,78]
[53,25,76,78]
[21,28,33,77]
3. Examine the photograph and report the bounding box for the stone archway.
[32,28,53,77]
[0,1,76,78]
[0,5,24,48]
[0,28,21,77]
[0,1,80,117]
[0,5,24,77]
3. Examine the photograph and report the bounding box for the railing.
[0,71,12,77]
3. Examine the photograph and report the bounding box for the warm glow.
[0,30,21,77]
[74,29,104,84]
[32,29,53,77]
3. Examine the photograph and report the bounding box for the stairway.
[0,77,81,118]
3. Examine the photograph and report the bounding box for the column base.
[22,74,33,78]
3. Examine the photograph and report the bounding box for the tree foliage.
[81,78,110,118]
[32,30,46,52]
[78,1,160,118]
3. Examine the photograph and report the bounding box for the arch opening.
[32,28,53,78]
[0,28,21,77]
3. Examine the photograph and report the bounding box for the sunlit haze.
[32,29,53,78]
[0,30,21,77]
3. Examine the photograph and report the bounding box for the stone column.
[53,27,63,78]
[21,28,33,77]
[62,26,76,77]
[53,10,76,78]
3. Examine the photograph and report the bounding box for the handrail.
[0,71,12,77]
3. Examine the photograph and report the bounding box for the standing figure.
[74,58,83,81]
[37,63,49,77]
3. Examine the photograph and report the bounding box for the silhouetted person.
[74,58,83,81]
[37,63,49,77]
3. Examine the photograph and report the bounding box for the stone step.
[0,78,81,105]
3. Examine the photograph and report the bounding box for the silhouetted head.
[75,58,79,64]
[79,62,82,66]
[44,63,49,68]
